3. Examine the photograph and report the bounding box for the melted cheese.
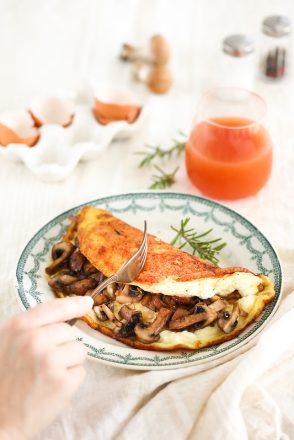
[238,295,256,313]
[159,326,221,346]
[150,272,261,299]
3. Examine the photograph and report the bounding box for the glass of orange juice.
[185,88,273,200]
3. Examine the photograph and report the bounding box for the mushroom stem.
[48,273,79,292]
[217,303,240,333]
[169,305,217,331]
[134,307,172,344]
[209,298,226,312]
[116,284,143,303]
[101,304,115,321]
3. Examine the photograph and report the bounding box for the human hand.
[0,296,93,440]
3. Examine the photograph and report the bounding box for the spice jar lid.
[223,34,255,57]
[262,15,292,38]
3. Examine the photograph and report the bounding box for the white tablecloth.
[1,1,294,439]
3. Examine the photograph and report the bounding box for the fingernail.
[76,296,94,308]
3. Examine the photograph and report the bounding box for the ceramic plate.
[16,192,282,370]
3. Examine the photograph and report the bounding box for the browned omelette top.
[77,207,250,290]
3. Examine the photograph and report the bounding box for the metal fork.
[67,221,148,326]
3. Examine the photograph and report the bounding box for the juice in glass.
[185,89,273,200]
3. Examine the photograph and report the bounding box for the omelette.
[45,206,275,351]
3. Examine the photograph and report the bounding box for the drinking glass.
[185,88,273,200]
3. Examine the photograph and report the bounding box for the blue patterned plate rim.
[16,191,282,370]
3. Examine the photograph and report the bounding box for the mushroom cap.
[150,34,170,65]
[46,241,76,275]
[134,323,160,343]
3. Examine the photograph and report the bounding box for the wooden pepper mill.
[120,34,173,94]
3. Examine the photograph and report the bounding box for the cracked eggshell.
[0,111,39,147]
[30,96,75,127]
[93,87,141,125]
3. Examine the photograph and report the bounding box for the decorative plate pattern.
[16,192,282,370]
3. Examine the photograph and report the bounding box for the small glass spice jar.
[219,34,255,90]
[260,15,292,80]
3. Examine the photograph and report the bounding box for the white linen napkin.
[36,247,294,440]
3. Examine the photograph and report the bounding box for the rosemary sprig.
[136,131,186,168]
[170,217,226,265]
[149,165,179,190]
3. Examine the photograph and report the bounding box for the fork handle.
[67,274,118,326]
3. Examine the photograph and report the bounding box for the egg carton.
[0,86,149,182]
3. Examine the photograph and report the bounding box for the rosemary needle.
[136,132,186,168]
[149,165,179,190]
[170,217,226,265]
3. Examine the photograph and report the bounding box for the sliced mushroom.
[116,284,143,303]
[149,294,166,311]
[173,296,198,306]
[116,295,140,304]
[93,292,109,306]
[119,304,140,321]
[51,241,74,260]
[161,295,176,308]
[106,283,117,300]
[94,306,108,321]
[82,260,98,274]
[208,298,226,312]
[141,294,165,311]
[134,307,172,344]
[101,303,115,321]
[46,241,76,275]
[169,305,217,331]
[141,293,152,307]
[128,286,144,297]
[48,273,79,292]
[171,307,191,321]
[101,303,122,328]
[64,277,98,295]
[69,250,86,273]
[114,305,143,338]
[217,303,240,333]
[90,271,105,284]
[197,306,218,328]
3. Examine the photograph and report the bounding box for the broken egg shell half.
[93,87,141,125]
[0,111,39,147]
[30,96,75,127]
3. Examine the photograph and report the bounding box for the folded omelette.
[45,206,275,351]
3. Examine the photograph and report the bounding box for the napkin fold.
[37,248,294,440]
